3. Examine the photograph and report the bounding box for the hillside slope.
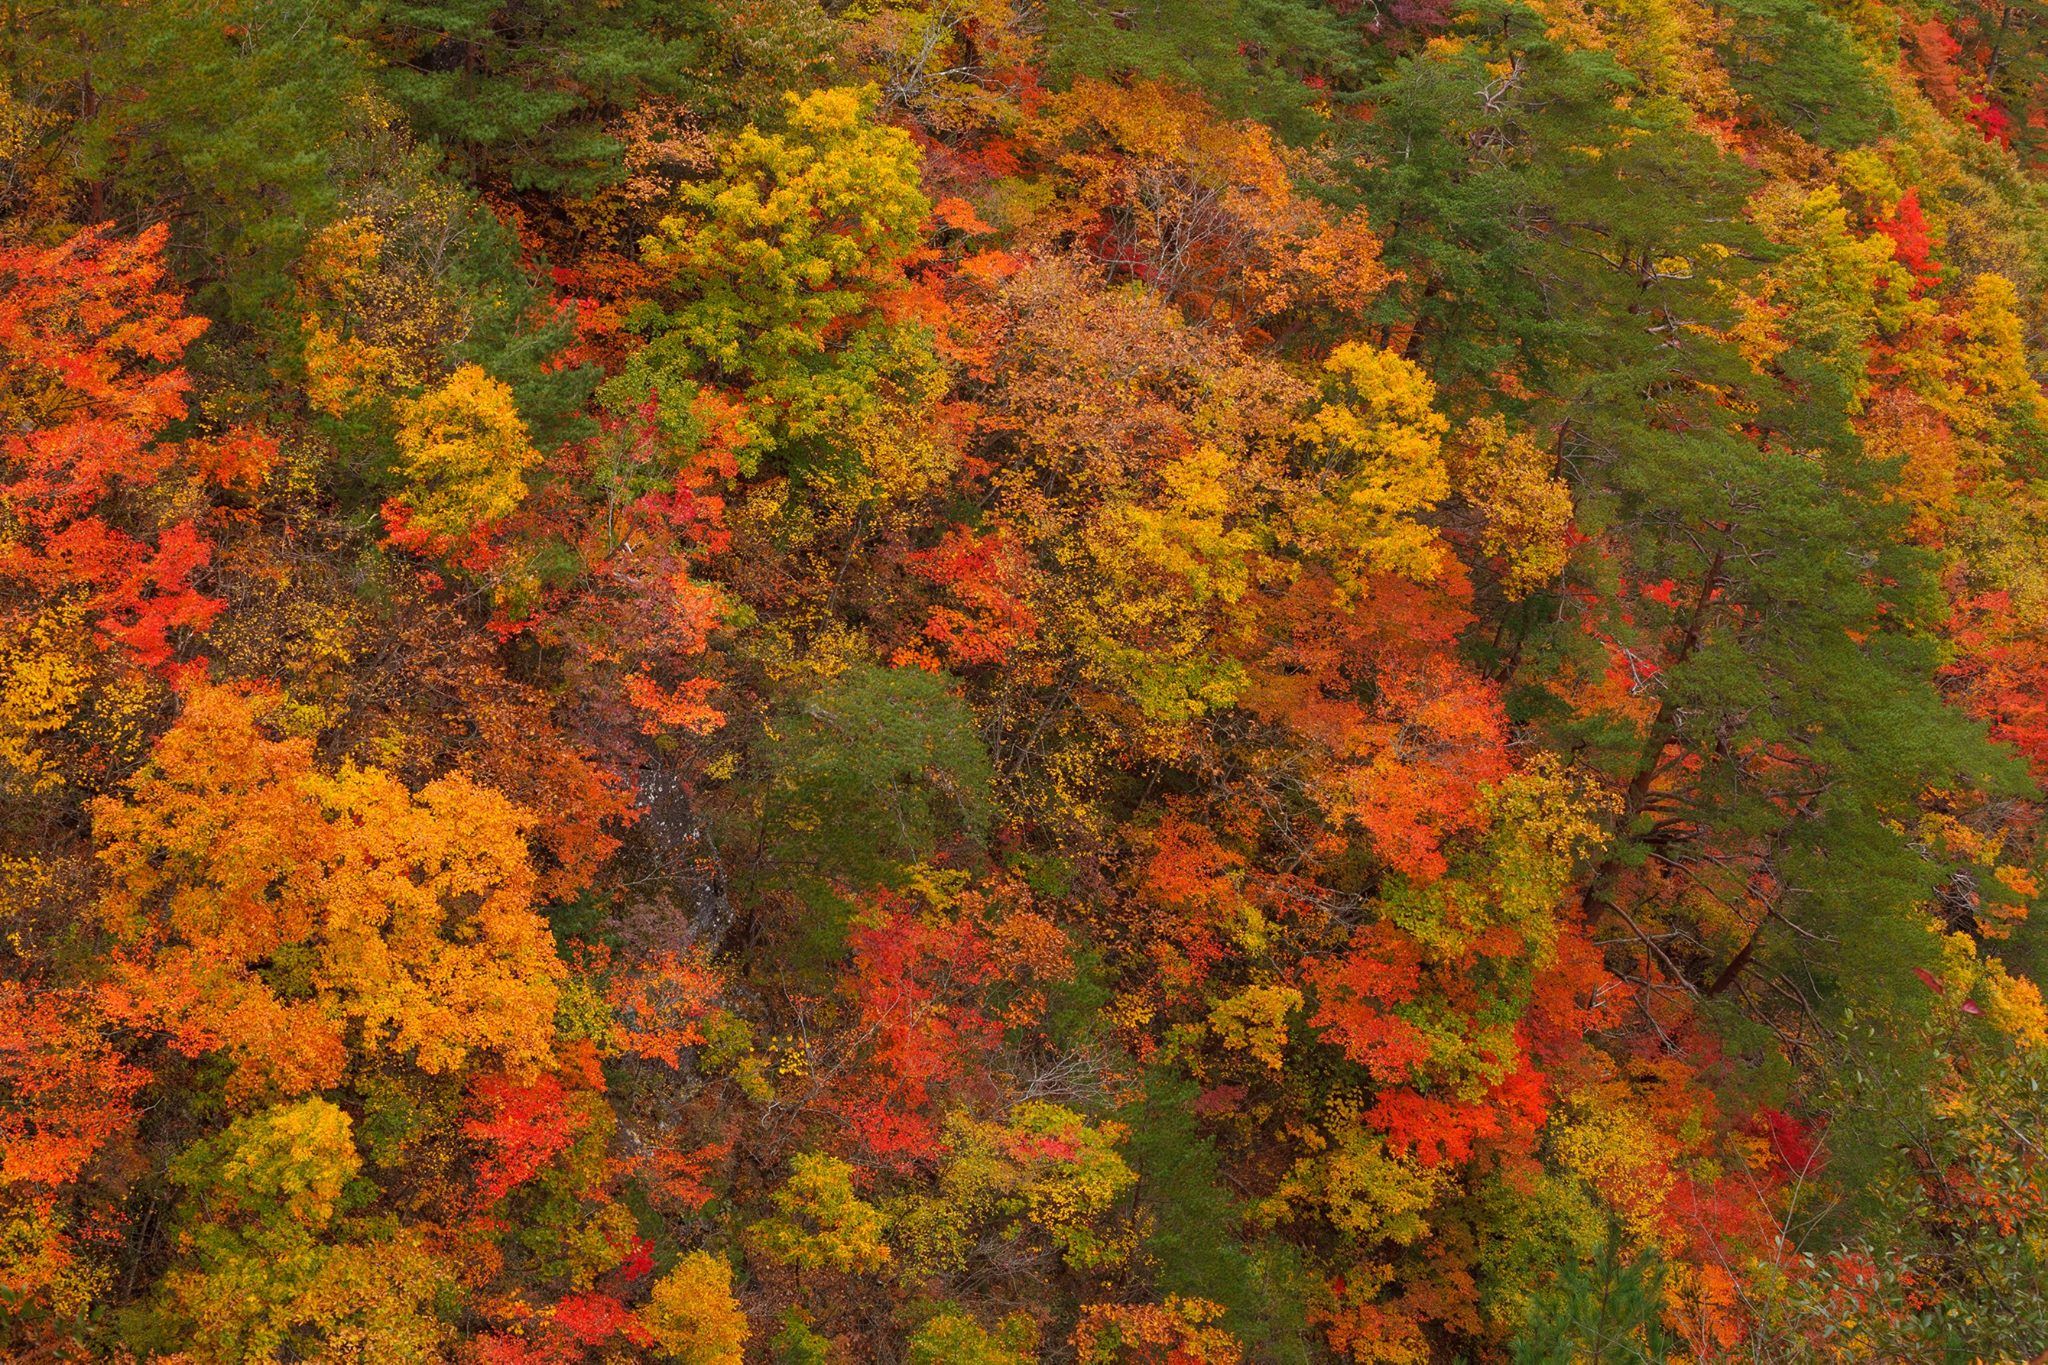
[6,0,2048,1358]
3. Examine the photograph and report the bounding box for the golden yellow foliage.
[391,365,540,537]
[1948,273,2048,438]
[845,0,1035,136]
[893,1104,1139,1276]
[204,1099,362,1228]
[1291,343,1451,591]
[641,1251,748,1364]
[1209,984,1303,1071]
[1265,1111,1447,1247]
[750,1152,893,1274]
[1477,753,1619,941]
[1734,184,1906,411]
[1547,1099,1676,1242]
[1938,932,2048,1049]
[1451,415,1574,600]
[0,604,88,796]
[301,313,403,417]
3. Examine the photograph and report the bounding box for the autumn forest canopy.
[11,0,2048,1358]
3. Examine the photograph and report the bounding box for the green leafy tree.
[1511,1221,1679,1364]
[1718,0,1893,149]
[749,665,992,888]
[1748,979,2048,1359]
[1352,0,2022,1040]
[1039,0,1362,142]
[2,0,365,318]
[362,0,715,194]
